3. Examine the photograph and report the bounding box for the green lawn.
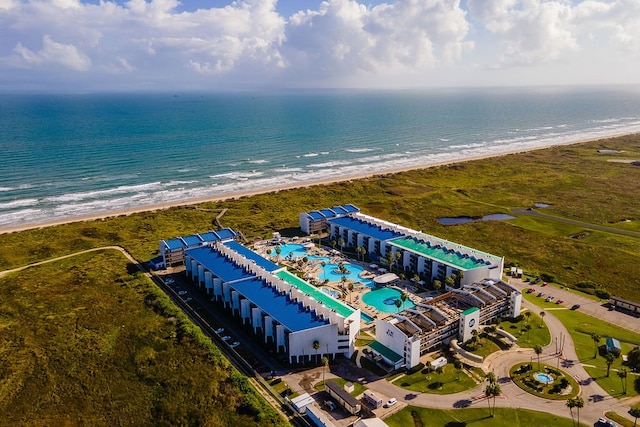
[385,405,588,427]
[460,336,502,358]
[583,367,640,398]
[552,309,640,364]
[394,364,478,394]
[498,311,551,348]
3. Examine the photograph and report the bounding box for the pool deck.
[253,239,428,324]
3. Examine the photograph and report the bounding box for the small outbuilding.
[606,337,622,355]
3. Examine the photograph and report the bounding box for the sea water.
[2,86,640,229]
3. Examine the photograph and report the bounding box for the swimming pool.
[265,243,374,287]
[361,287,416,313]
[321,287,341,298]
[269,243,308,259]
[535,373,554,384]
[361,312,375,324]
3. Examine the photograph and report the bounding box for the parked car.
[222,336,231,342]
[324,400,336,411]
[177,288,188,296]
[542,282,548,287]
[597,417,617,427]
[556,300,563,304]
[527,288,535,294]
[537,292,545,297]
[215,328,224,334]
[230,341,240,348]
[571,304,581,310]
[165,278,174,285]
[385,398,397,407]
[182,297,192,303]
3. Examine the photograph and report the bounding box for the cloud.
[284,0,472,83]
[467,0,640,69]
[13,35,91,70]
[0,0,639,89]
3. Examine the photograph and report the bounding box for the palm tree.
[331,240,336,250]
[453,359,463,380]
[617,368,628,394]
[274,245,282,261]
[525,323,532,342]
[266,248,272,259]
[348,282,354,303]
[574,396,584,427]
[435,366,444,389]
[534,344,543,371]
[395,250,403,273]
[432,279,442,293]
[605,352,616,377]
[486,371,496,385]
[524,311,532,329]
[320,261,326,281]
[394,299,402,313]
[400,291,408,310]
[484,383,501,417]
[629,406,640,427]
[539,310,546,328]
[313,340,320,364]
[566,398,576,426]
[444,275,455,289]
[591,333,601,358]
[338,238,345,253]
[321,356,329,388]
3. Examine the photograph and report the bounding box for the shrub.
[540,273,555,282]
[407,362,425,375]
[595,289,611,299]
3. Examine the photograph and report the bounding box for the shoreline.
[1,131,636,235]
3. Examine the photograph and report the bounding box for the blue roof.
[164,238,185,250]
[185,246,253,283]
[182,234,203,246]
[342,204,359,213]
[320,208,337,218]
[606,337,621,350]
[233,278,330,332]
[329,216,403,241]
[331,206,348,215]
[215,228,238,240]
[308,211,326,220]
[224,241,280,272]
[198,231,219,241]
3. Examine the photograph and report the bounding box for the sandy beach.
[1,131,637,235]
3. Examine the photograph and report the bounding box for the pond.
[438,213,516,225]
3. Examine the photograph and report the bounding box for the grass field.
[393,364,478,394]
[0,250,284,427]
[1,134,640,423]
[1,135,640,302]
[498,312,551,348]
[384,405,588,427]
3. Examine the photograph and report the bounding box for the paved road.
[281,289,639,426]
[509,278,640,335]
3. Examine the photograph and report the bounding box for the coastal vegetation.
[0,250,284,427]
[1,134,640,423]
[1,135,639,301]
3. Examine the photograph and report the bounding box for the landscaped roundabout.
[510,362,581,400]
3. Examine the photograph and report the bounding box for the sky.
[0,0,639,91]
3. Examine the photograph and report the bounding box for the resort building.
[182,236,361,363]
[299,204,360,235]
[159,228,239,267]
[311,210,503,287]
[373,279,521,368]
[609,295,640,315]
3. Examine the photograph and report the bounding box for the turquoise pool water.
[269,243,308,259]
[535,373,554,384]
[265,243,374,287]
[361,312,375,324]
[361,287,415,313]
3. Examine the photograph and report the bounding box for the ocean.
[2,86,640,230]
